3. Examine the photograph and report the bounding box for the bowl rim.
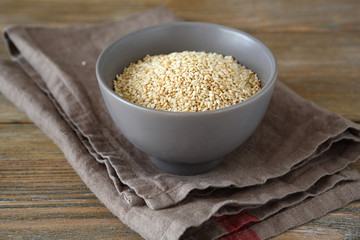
[96,21,278,115]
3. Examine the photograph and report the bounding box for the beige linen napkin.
[1,8,360,240]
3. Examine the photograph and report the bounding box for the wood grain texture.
[0,0,359,239]
[0,124,142,239]
[0,94,30,124]
[271,201,360,240]
[0,0,359,31]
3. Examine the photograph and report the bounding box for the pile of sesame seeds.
[113,51,261,112]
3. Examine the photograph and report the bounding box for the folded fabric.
[1,7,359,240]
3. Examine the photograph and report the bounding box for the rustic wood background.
[0,0,359,239]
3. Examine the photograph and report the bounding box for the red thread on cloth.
[214,210,260,240]
[214,210,260,233]
[221,228,260,240]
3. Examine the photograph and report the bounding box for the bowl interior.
[97,22,277,105]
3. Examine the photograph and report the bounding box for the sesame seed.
[113,51,261,112]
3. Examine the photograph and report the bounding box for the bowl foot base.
[149,156,223,175]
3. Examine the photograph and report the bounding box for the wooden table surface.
[0,0,359,239]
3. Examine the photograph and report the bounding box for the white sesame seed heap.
[113,51,261,112]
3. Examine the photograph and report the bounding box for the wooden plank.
[0,94,30,123]
[0,124,64,160]
[272,226,346,240]
[0,207,116,220]
[0,0,359,31]
[253,32,360,121]
[270,202,360,240]
[0,123,142,239]
[0,219,142,240]
[168,0,360,32]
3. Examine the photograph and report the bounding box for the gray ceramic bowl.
[96,22,277,175]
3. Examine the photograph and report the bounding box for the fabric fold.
[1,8,359,240]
